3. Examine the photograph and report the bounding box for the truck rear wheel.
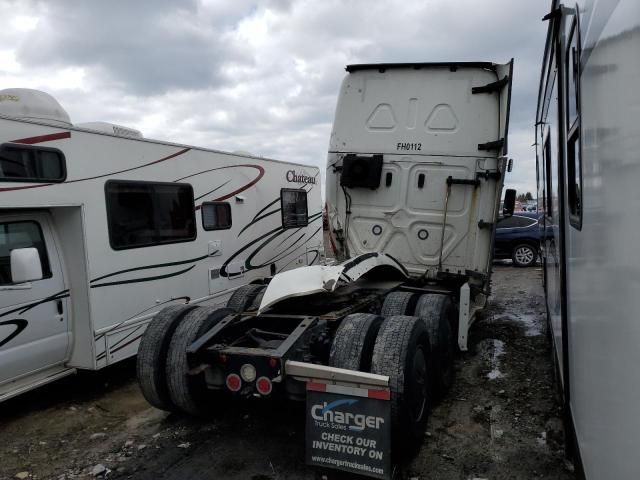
[371,315,431,455]
[329,313,384,372]
[415,294,455,397]
[380,291,419,316]
[137,304,197,411]
[166,306,235,416]
[226,284,266,312]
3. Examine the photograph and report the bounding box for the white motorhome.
[537,1,640,478]
[0,89,323,402]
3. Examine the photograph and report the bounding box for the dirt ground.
[0,265,574,480]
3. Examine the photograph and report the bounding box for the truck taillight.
[256,377,272,395]
[226,373,242,392]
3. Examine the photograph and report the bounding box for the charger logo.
[286,170,316,184]
[311,399,385,432]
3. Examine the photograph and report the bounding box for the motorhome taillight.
[256,377,272,395]
[226,373,242,392]
[268,357,278,369]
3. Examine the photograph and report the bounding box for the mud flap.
[306,382,391,479]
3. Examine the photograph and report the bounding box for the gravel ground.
[0,265,574,480]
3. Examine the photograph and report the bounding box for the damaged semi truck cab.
[137,61,513,475]
[327,61,513,350]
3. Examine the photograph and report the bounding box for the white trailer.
[537,1,640,478]
[137,61,514,478]
[0,89,323,402]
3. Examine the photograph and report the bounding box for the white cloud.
[0,0,549,195]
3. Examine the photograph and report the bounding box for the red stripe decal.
[191,164,265,210]
[212,164,265,202]
[368,389,390,400]
[306,382,327,392]
[0,147,191,193]
[11,131,71,144]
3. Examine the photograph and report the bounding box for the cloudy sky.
[0,0,549,196]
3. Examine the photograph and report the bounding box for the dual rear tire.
[137,305,234,416]
[329,312,432,455]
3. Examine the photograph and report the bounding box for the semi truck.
[138,60,515,478]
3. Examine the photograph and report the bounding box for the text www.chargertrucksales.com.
[310,455,384,475]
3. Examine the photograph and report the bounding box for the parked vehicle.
[0,88,323,402]
[138,59,514,477]
[494,212,540,267]
[537,1,640,478]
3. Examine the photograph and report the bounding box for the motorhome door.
[0,212,70,385]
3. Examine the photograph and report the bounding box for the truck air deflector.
[345,62,497,73]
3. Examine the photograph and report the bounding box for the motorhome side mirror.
[503,189,516,217]
[507,158,513,172]
[10,247,43,284]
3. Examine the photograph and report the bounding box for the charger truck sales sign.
[306,382,391,479]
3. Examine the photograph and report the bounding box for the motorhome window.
[202,202,232,230]
[105,181,196,250]
[544,133,552,216]
[567,132,582,228]
[565,17,583,229]
[566,20,579,129]
[281,189,308,228]
[0,221,52,284]
[0,144,66,183]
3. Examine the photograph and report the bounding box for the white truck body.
[0,89,323,402]
[324,62,513,349]
[326,62,512,281]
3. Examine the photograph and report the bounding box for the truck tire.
[371,315,431,454]
[414,294,455,397]
[137,304,197,411]
[329,313,384,372]
[226,284,266,312]
[380,291,419,316]
[512,242,537,267]
[166,307,235,416]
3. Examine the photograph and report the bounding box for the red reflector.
[219,353,227,364]
[306,382,327,392]
[268,357,278,369]
[256,377,272,395]
[226,373,242,392]
[368,389,390,400]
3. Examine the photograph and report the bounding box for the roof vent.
[76,121,143,139]
[0,88,72,127]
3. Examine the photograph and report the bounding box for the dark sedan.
[494,212,541,267]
